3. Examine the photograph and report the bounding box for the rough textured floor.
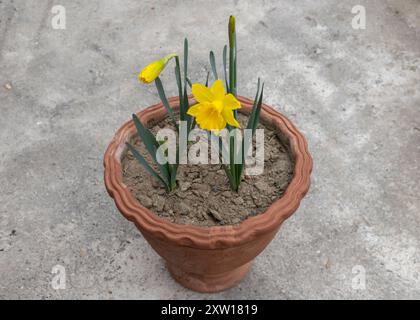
[0,0,419,299]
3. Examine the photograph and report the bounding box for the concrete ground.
[0,0,419,299]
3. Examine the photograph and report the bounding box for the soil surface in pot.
[122,113,294,227]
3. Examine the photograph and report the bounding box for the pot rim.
[104,96,312,249]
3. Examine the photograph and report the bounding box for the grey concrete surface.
[0,0,419,299]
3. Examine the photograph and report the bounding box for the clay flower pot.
[104,96,312,293]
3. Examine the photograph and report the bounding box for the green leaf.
[155,77,178,129]
[229,134,238,191]
[228,17,237,97]
[205,71,210,87]
[223,45,229,91]
[189,117,196,132]
[209,51,218,80]
[183,86,193,133]
[229,46,235,95]
[186,77,192,88]
[252,83,264,135]
[170,163,178,191]
[246,78,261,131]
[170,131,180,191]
[174,62,184,121]
[132,114,170,183]
[184,38,188,85]
[233,33,237,96]
[126,142,168,189]
[132,113,158,153]
[222,164,236,191]
[237,81,264,184]
[208,132,235,190]
[238,78,260,183]
[174,56,184,120]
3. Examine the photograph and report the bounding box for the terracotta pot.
[104,96,312,293]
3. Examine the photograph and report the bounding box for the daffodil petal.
[186,103,202,116]
[223,93,241,110]
[192,84,214,103]
[222,108,240,128]
[211,79,225,100]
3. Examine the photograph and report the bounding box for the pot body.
[104,96,312,293]
[140,226,279,292]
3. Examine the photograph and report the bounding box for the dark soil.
[121,113,294,227]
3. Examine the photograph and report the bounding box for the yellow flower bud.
[228,15,236,48]
[138,53,177,84]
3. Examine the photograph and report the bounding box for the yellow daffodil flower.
[139,53,177,84]
[187,79,241,132]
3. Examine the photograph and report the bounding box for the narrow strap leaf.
[155,77,178,129]
[209,127,235,190]
[233,33,237,96]
[174,63,184,121]
[209,51,218,80]
[229,134,237,190]
[183,86,193,134]
[222,164,236,191]
[223,45,229,91]
[189,117,196,133]
[132,113,159,154]
[126,142,168,188]
[243,79,263,160]
[132,114,171,183]
[174,56,184,122]
[205,71,210,87]
[239,79,263,184]
[246,78,261,131]
[184,38,188,85]
[229,45,237,98]
[170,164,178,190]
[186,77,192,88]
[252,83,264,136]
[213,132,228,162]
